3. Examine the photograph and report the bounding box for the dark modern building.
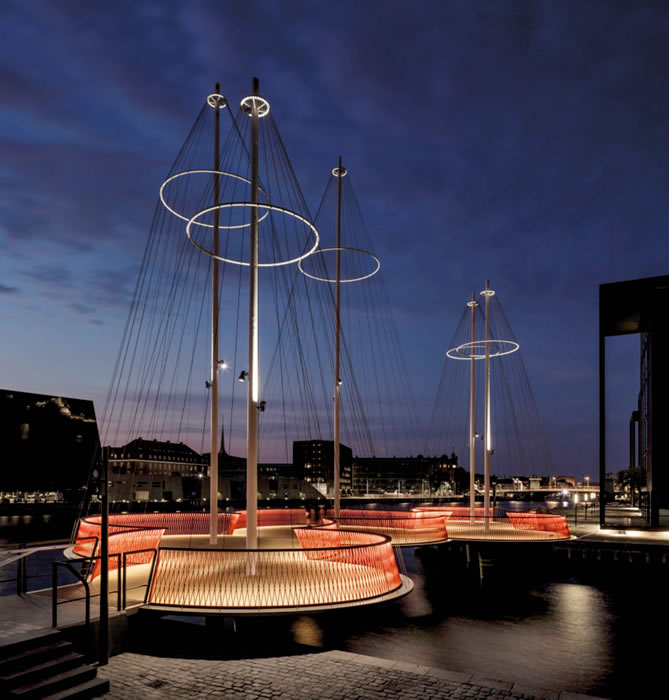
[600,274,669,526]
[0,389,99,502]
[293,440,353,495]
[352,453,459,496]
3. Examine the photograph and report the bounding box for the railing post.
[52,563,58,628]
[116,554,122,611]
[122,553,127,610]
[22,555,28,594]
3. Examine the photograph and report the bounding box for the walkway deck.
[96,648,609,700]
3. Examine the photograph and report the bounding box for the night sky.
[2,1,668,481]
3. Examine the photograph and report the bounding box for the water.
[2,506,664,698]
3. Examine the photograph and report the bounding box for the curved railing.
[233,508,313,530]
[326,509,449,546]
[147,528,402,609]
[412,505,570,541]
[73,517,164,580]
[413,505,490,520]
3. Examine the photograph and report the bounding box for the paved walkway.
[96,649,608,700]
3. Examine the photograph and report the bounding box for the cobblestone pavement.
[97,649,607,700]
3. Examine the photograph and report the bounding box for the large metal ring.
[186,202,319,267]
[298,247,380,283]
[446,339,519,360]
[240,96,270,117]
[160,170,271,230]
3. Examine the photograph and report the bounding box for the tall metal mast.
[246,77,260,550]
[467,293,477,518]
[333,156,343,518]
[481,279,494,534]
[209,83,222,544]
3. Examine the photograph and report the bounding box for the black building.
[600,275,669,526]
[292,440,353,495]
[0,389,99,502]
[352,453,459,496]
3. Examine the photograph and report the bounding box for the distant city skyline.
[2,1,667,481]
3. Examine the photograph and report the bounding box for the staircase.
[0,631,109,699]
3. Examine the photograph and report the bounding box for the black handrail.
[121,547,158,609]
[51,553,121,628]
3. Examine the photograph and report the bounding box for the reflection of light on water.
[345,579,614,694]
[291,616,323,647]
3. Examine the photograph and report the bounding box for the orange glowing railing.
[506,512,570,538]
[234,508,309,530]
[326,509,449,545]
[410,506,570,541]
[147,528,402,609]
[110,512,239,535]
[413,505,489,520]
[73,517,164,580]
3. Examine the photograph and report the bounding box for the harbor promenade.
[96,648,607,700]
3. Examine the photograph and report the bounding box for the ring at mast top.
[241,95,270,117]
[207,93,227,109]
[332,166,348,177]
[466,300,479,307]
[480,288,496,297]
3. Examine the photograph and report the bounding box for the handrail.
[121,547,159,609]
[51,553,121,628]
[0,541,85,596]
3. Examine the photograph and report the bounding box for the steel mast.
[246,77,261,551]
[209,84,224,544]
[467,293,478,518]
[481,280,495,534]
[333,156,343,518]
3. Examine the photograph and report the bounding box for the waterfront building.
[293,440,353,495]
[108,437,207,502]
[600,274,669,526]
[0,388,98,502]
[351,453,459,496]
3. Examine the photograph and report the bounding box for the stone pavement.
[96,649,608,700]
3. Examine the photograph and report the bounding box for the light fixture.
[258,400,266,412]
[238,370,248,382]
[218,360,229,371]
[337,378,342,386]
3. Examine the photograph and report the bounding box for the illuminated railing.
[147,528,401,609]
[410,506,570,541]
[109,512,239,535]
[506,512,570,538]
[413,505,488,520]
[73,517,164,580]
[234,508,309,530]
[326,509,448,546]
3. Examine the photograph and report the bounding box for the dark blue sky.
[1,1,667,479]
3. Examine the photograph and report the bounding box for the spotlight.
[258,400,266,412]
[218,360,229,371]
[238,370,248,382]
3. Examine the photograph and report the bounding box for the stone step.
[2,652,85,688]
[9,665,97,699]
[0,641,73,675]
[41,677,110,700]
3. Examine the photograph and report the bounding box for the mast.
[467,293,477,518]
[209,83,221,544]
[482,279,494,534]
[334,156,343,518]
[246,77,260,550]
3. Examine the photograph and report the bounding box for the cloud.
[0,283,20,295]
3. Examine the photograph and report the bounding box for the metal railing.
[0,539,79,596]
[146,528,402,610]
[51,545,160,627]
